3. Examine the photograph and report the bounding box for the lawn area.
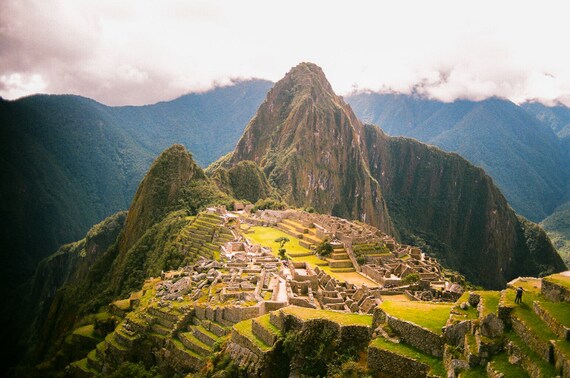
[504,289,558,342]
[508,277,541,294]
[233,320,272,352]
[72,324,98,339]
[246,226,378,287]
[381,294,411,302]
[379,301,453,333]
[281,306,373,327]
[476,291,500,317]
[536,300,570,328]
[488,352,529,378]
[369,337,446,377]
[544,273,570,290]
[450,292,478,321]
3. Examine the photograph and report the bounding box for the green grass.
[113,298,131,311]
[233,320,272,352]
[536,300,570,327]
[171,337,204,359]
[450,292,478,321]
[504,289,558,341]
[477,290,500,317]
[489,352,529,377]
[458,365,485,377]
[379,301,452,333]
[509,277,542,294]
[370,337,446,377]
[280,306,373,327]
[72,324,99,340]
[71,358,98,374]
[255,314,282,336]
[247,226,378,286]
[505,331,557,377]
[544,273,570,289]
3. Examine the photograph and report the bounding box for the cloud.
[1,0,570,106]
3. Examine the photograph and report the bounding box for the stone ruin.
[242,209,463,302]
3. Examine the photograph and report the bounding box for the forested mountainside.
[0,80,270,295]
[347,93,569,223]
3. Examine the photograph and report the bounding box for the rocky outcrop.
[364,126,565,288]
[216,62,394,234]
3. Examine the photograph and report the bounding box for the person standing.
[515,286,523,304]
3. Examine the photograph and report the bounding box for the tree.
[275,237,290,259]
[316,240,333,257]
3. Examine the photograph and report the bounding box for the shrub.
[316,240,333,257]
[401,273,420,285]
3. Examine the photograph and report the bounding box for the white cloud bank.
[1,0,570,106]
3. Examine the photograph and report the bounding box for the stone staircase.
[276,218,323,252]
[327,244,356,273]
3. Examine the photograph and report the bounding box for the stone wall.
[367,344,430,378]
[533,301,570,340]
[223,305,261,324]
[553,342,570,378]
[161,339,204,374]
[226,340,265,376]
[252,319,279,346]
[384,313,444,357]
[542,278,570,303]
[511,315,554,363]
[443,320,470,347]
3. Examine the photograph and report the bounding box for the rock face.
[213,62,565,288]
[363,126,564,288]
[219,62,394,234]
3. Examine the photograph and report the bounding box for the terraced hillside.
[65,253,570,377]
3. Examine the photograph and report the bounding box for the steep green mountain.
[113,79,273,167]
[522,100,570,136]
[24,145,233,372]
[213,62,565,288]
[0,95,153,292]
[542,201,570,266]
[364,126,565,286]
[214,63,394,234]
[0,79,269,299]
[1,80,269,375]
[347,93,569,222]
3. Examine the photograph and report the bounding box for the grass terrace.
[255,313,282,336]
[508,277,541,294]
[503,289,558,342]
[369,337,446,377]
[543,273,570,289]
[281,306,373,327]
[449,292,478,322]
[536,300,570,328]
[233,320,273,352]
[477,291,500,317]
[505,330,558,377]
[246,226,377,286]
[488,352,529,377]
[379,301,453,333]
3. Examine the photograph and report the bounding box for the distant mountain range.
[0,80,272,290]
[346,93,569,223]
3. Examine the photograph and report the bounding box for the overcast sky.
[1,0,570,106]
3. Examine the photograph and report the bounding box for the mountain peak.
[120,144,203,252]
[221,63,394,233]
